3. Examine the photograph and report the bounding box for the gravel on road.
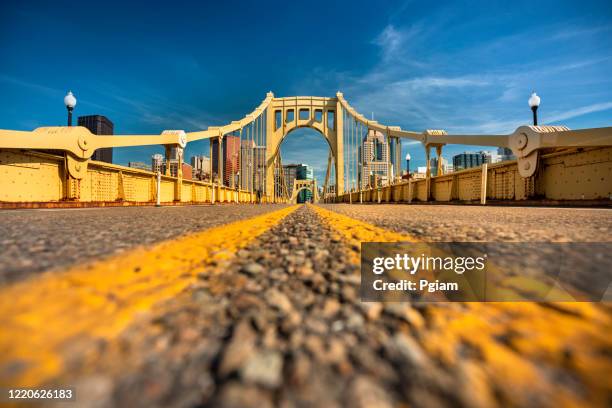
[42,205,611,408]
[0,204,288,284]
[318,203,612,242]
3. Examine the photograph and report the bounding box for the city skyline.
[1,1,611,182]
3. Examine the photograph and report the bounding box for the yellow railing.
[331,146,612,204]
[0,150,270,207]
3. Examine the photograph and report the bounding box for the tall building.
[452,151,497,171]
[282,164,299,197]
[253,146,266,193]
[280,163,314,202]
[152,154,164,173]
[361,130,389,188]
[191,155,211,181]
[240,140,255,191]
[168,146,182,161]
[239,140,266,193]
[498,147,515,162]
[181,163,192,180]
[212,135,241,186]
[296,164,314,203]
[484,150,501,164]
[429,156,449,176]
[78,115,113,163]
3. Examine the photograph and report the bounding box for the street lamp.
[405,152,411,175]
[528,92,540,126]
[64,91,77,126]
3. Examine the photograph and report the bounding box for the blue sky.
[1,0,611,181]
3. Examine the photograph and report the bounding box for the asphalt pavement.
[0,204,288,284]
[319,203,612,242]
[35,204,611,408]
[0,203,610,408]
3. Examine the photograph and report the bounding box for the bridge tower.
[289,179,319,203]
[265,96,344,201]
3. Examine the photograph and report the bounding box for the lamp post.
[528,92,540,126]
[64,91,77,126]
[405,152,411,176]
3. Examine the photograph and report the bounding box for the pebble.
[242,262,265,275]
[39,205,600,408]
[266,288,293,314]
[218,320,256,377]
[241,350,284,388]
[346,375,393,408]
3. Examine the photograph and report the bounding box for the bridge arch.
[291,186,314,203]
[265,96,344,197]
[271,125,334,160]
[290,179,319,203]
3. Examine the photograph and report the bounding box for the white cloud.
[370,23,429,68]
[333,22,612,137]
[546,102,612,124]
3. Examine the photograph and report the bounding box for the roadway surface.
[318,203,612,242]
[0,204,289,284]
[0,204,611,408]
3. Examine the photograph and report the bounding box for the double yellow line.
[0,205,297,387]
[1,203,610,406]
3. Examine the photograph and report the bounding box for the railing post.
[425,145,431,201]
[175,146,183,202]
[480,163,488,205]
[116,171,126,201]
[156,171,161,207]
[408,179,413,203]
[217,135,223,202]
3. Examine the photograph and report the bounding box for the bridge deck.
[0,204,610,407]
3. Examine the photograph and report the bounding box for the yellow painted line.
[311,204,418,264]
[313,204,612,406]
[0,205,298,387]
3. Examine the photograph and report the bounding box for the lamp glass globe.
[528,92,540,108]
[64,91,77,108]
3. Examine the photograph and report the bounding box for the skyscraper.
[296,164,314,203]
[191,155,211,181]
[152,154,164,173]
[281,163,314,202]
[282,164,299,197]
[240,140,255,191]
[78,115,113,163]
[253,146,266,193]
[429,156,449,176]
[212,135,241,186]
[361,130,389,188]
[452,151,494,171]
[497,147,515,162]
